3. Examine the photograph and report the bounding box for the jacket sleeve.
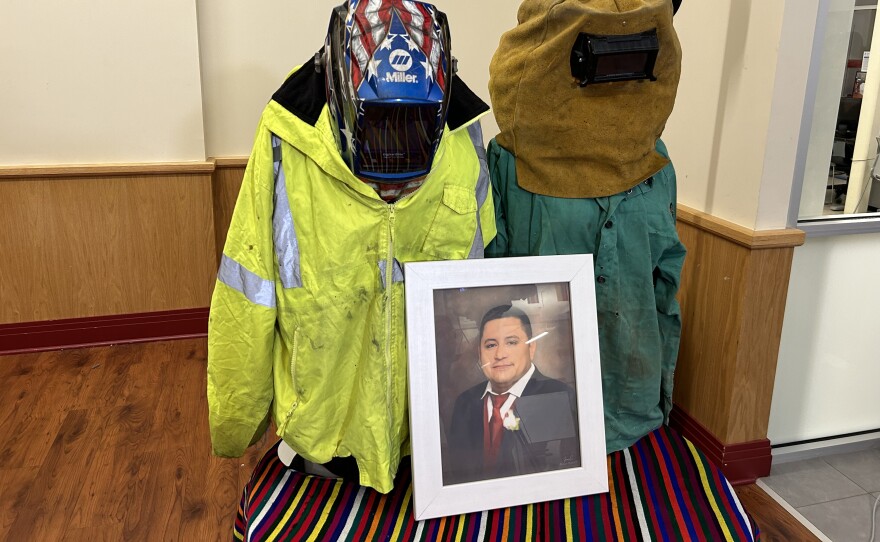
[485,138,510,257]
[653,140,686,422]
[207,124,278,457]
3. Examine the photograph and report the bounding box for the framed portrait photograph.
[404,254,607,520]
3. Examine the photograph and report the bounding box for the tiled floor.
[761,444,880,541]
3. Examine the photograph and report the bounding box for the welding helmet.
[490,0,682,198]
[323,0,453,182]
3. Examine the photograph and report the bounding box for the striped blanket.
[234,425,759,541]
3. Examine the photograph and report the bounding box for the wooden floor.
[0,338,818,540]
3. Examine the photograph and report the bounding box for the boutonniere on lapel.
[502,409,520,431]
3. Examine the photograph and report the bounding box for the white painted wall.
[196,0,517,158]
[768,1,880,446]
[769,233,880,444]
[0,1,206,165]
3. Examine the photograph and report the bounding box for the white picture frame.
[404,254,607,521]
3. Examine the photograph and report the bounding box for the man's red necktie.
[483,393,510,468]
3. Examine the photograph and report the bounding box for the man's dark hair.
[478,304,533,342]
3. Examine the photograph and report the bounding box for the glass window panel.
[798,0,880,223]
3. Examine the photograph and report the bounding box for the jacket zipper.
[279,326,300,435]
[384,205,396,437]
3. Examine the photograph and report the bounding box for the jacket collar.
[264,58,490,198]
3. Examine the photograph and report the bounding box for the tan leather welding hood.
[489,0,681,198]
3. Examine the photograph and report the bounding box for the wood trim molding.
[669,405,772,486]
[0,309,209,356]
[0,161,216,178]
[676,205,806,249]
[214,157,249,168]
[0,157,250,178]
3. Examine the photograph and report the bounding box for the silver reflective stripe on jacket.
[272,134,303,288]
[218,255,276,308]
[466,122,489,259]
[378,259,405,289]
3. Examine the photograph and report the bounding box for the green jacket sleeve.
[207,125,278,457]
[653,140,686,421]
[485,138,510,257]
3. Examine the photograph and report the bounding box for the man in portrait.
[444,304,580,485]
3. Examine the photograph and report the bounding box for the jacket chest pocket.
[421,185,478,260]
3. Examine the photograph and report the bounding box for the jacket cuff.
[210,415,269,458]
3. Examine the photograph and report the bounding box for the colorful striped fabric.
[234,425,759,541]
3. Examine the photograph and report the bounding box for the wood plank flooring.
[0,339,273,540]
[0,338,818,540]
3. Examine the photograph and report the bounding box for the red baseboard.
[0,308,209,356]
[669,405,772,486]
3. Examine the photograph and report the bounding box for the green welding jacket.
[486,138,686,454]
[208,63,494,493]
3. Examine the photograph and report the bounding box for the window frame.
[788,0,880,235]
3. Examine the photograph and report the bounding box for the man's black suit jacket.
[444,368,578,485]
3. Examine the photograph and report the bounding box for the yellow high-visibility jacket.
[208,63,494,493]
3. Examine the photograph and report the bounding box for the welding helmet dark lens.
[354,103,441,180]
[570,30,660,86]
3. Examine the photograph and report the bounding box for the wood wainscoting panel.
[732,246,797,443]
[674,205,805,451]
[0,169,217,324]
[211,158,247,264]
[673,220,748,441]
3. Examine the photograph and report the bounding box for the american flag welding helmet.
[323,0,453,182]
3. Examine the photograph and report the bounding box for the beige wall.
[755,0,821,229]
[195,2,329,158]
[0,1,206,165]
[664,0,818,230]
[195,0,517,158]
[199,0,819,231]
[2,0,814,231]
[435,1,518,142]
